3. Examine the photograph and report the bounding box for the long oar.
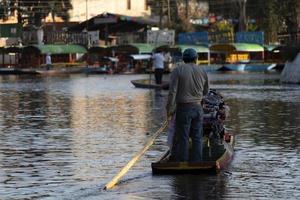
[104,120,168,190]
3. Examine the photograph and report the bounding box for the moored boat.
[219,63,246,71]
[131,79,169,90]
[244,63,276,71]
[210,43,276,72]
[219,62,277,72]
[200,64,223,72]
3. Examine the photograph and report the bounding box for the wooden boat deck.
[151,135,234,174]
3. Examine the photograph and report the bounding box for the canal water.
[0,72,299,199]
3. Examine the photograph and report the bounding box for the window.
[127,0,131,10]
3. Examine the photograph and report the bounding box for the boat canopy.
[0,46,23,53]
[88,45,107,53]
[210,43,264,52]
[153,45,180,53]
[153,44,209,54]
[106,44,157,55]
[107,45,139,55]
[177,44,209,53]
[130,54,152,60]
[22,44,87,54]
[130,43,157,54]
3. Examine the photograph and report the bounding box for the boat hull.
[151,135,234,174]
[220,64,246,71]
[245,63,276,71]
[220,63,277,72]
[200,64,223,72]
[131,79,169,90]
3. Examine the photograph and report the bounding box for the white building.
[69,0,151,22]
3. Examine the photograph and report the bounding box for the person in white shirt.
[46,53,52,70]
[152,50,165,84]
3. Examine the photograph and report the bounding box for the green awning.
[177,44,209,53]
[210,43,264,52]
[23,44,87,54]
[130,43,157,54]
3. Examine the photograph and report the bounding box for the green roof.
[177,44,209,53]
[25,44,87,54]
[210,43,264,52]
[130,43,157,54]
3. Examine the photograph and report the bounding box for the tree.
[256,0,280,43]
[276,0,300,42]
[148,0,208,32]
[0,0,73,26]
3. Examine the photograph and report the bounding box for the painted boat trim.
[151,135,235,174]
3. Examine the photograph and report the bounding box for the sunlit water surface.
[0,72,299,199]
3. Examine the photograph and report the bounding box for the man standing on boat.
[152,50,165,84]
[166,48,209,162]
[45,53,52,70]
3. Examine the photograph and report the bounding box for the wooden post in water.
[104,120,168,190]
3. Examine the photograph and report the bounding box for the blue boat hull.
[220,63,276,72]
[200,64,223,72]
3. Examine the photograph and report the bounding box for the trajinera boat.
[131,79,169,90]
[151,90,234,174]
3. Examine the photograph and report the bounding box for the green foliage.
[248,0,300,43]
[246,22,258,32]
[211,20,234,33]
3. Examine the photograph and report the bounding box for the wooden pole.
[185,0,189,19]
[149,70,152,88]
[104,120,168,190]
[167,0,171,27]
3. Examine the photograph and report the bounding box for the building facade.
[69,0,151,22]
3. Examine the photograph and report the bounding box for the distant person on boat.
[45,53,52,70]
[166,48,209,162]
[152,50,165,84]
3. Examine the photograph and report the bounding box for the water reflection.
[0,73,299,199]
[171,174,228,199]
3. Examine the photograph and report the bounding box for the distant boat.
[35,68,82,75]
[245,63,277,71]
[210,43,276,72]
[131,79,169,90]
[0,68,38,75]
[219,63,246,71]
[81,66,112,74]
